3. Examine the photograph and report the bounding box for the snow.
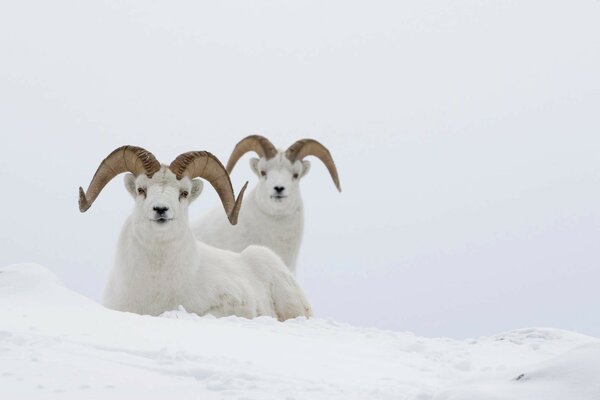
[1,263,598,399]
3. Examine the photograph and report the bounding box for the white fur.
[193,152,311,273]
[102,166,311,321]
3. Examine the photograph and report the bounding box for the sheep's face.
[124,167,203,239]
[250,153,310,216]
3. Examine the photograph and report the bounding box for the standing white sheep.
[192,136,341,273]
[79,145,311,320]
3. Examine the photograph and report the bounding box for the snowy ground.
[1,263,598,400]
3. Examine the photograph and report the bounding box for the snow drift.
[0,263,598,399]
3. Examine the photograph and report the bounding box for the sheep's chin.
[149,218,174,225]
[270,195,287,203]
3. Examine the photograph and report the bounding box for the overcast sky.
[1,0,599,339]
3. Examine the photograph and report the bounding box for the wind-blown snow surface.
[1,264,599,399]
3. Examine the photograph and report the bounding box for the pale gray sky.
[1,0,599,338]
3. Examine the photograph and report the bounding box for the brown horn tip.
[79,187,90,213]
[227,181,249,225]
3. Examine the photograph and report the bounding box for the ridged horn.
[170,151,248,225]
[285,139,341,192]
[225,135,278,173]
[79,146,161,212]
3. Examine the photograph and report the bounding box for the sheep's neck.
[130,224,197,272]
[247,189,304,270]
[250,189,304,221]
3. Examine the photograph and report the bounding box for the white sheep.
[79,145,312,320]
[192,136,341,273]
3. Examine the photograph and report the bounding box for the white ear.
[300,160,311,178]
[124,174,137,198]
[249,158,261,177]
[189,179,204,202]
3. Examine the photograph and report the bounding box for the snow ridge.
[0,264,598,400]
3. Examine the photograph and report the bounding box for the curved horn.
[285,139,341,192]
[225,135,278,173]
[79,145,161,213]
[170,151,248,225]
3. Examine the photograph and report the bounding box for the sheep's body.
[104,220,308,319]
[94,164,311,320]
[193,187,304,273]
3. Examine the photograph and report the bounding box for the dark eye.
[180,190,189,200]
[137,187,146,196]
[293,173,299,179]
[260,170,267,177]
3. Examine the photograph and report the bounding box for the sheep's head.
[226,136,341,216]
[121,166,201,238]
[79,146,247,238]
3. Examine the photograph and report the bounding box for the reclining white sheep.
[79,145,312,320]
[192,136,341,273]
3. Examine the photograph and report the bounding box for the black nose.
[274,186,285,193]
[153,206,169,215]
